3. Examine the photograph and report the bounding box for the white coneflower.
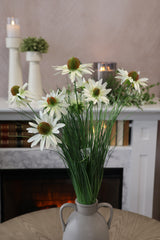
[115,69,133,84]
[10,83,31,106]
[128,71,148,93]
[27,111,65,151]
[83,79,111,105]
[53,57,93,83]
[116,69,148,93]
[39,88,69,118]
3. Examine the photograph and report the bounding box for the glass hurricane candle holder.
[93,62,117,82]
[6,17,20,38]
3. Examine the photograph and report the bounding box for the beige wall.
[0,0,160,98]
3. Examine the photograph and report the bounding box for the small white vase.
[60,199,113,240]
[26,51,43,101]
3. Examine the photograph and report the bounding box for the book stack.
[0,120,131,148]
[0,121,32,148]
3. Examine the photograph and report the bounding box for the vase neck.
[75,199,98,215]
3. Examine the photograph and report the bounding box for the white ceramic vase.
[26,51,43,101]
[60,199,113,240]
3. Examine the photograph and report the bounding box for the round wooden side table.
[0,208,160,240]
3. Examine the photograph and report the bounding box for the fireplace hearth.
[0,168,123,222]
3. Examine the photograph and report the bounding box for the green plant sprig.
[105,75,160,107]
[20,37,49,53]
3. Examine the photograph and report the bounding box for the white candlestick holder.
[6,37,23,103]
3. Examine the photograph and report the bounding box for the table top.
[0,208,160,240]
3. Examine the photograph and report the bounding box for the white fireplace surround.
[0,98,160,219]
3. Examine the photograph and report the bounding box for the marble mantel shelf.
[0,98,160,120]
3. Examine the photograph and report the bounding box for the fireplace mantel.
[0,98,160,121]
[0,98,160,218]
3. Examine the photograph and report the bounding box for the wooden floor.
[0,207,160,240]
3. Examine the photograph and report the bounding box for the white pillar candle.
[6,17,20,38]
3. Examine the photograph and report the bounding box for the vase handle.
[97,202,113,229]
[60,202,76,232]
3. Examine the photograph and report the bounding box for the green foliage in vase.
[59,99,124,204]
[20,37,49,53]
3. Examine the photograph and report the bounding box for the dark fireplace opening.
[0,168,123,222]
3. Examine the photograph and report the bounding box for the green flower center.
[47,97,57,106]
[93,88,100,97]
[11,85,20,96]
[37,122,52,135]
[128,71,139,81]
[67,57,80,70]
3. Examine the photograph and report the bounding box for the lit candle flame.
[11,20,15,25]
[99,66,113,72]
[102,121,107,129]
[107,66,112,71]
[99,66,106,72]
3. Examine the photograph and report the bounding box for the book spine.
[117,121,124,146]
[123,120,130,146]
[0,139,30,148]
[110,121,117,146]
[0,121,32,148]
[0,131,32,139]
[0,123,29,132]
[0,131,31,139]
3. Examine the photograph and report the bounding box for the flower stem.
[74,82,79,108]
[27,103,39,118]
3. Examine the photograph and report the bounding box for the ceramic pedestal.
[26,51,43,101]
[6,37,23,103]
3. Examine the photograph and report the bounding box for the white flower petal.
[30,136,41,147]
[29,122,37,128]
[46,137,51,149]
[50,134,58,145]
[40,137,46,151]
[28,134,41,143]
[27,127,38,133]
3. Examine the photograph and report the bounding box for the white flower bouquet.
[10,57,148,204]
